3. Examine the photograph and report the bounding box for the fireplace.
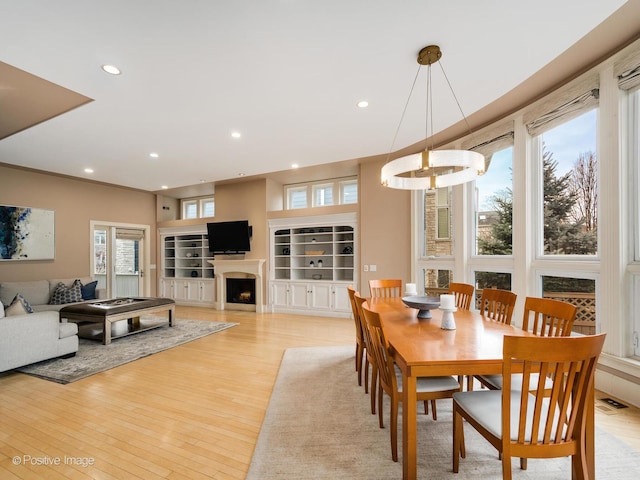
[226,278,256,305]
[208,258,265,313]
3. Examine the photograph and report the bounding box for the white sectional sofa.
[0,277,105,373]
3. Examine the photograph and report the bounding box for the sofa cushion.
[81,280,98,300]
[0,301,4,318]
[48,277,94,300]
[50,280,83,305]
[0,280,50,307]
[5,294,33,316]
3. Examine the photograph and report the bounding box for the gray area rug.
[16,317,237,384]
[247,345,640,479]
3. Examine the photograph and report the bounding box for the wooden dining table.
[365,297,595,480]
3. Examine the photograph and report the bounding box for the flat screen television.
[207,220,251,253]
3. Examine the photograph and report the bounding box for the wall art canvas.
[0,205,55,260]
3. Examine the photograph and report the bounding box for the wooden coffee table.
[60,297,175,345]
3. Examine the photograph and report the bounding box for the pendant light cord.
[385,64,422,163]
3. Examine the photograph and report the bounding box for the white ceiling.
[0,0,636,197]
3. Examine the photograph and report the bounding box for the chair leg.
[520,458,527,470]
[355,344,363,386]
[370,365,378,415]
[390,396,399,462]
[378,384,384,428]
[467,375,474,391]
[453,407,462,472]
[501,450,513,480]
[423,400,429,415]
[364,358,370,393]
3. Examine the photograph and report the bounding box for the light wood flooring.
[0,306,638,479]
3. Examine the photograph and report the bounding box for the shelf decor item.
[305,250,325,255]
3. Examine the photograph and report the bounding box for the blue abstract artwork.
[0,205,55,260]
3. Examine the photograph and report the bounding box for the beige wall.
[0,165,157,286]
[2,161,414,300]
[359,158,412,296]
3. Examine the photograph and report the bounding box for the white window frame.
[181,196,215,219]
[284,176,357,210]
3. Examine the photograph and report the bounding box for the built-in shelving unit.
[269,213,357,317]
[159,227,215,306]
[163,234,214,279]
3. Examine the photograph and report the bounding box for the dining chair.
[347,286,366,387]
[475,296,578,391]
[448,282,474,310]
[369,279,403,298]
[361,302,461,462]
[452,333,606,480]
[354,292,378,415]
[467,288,518,391]
[478,288,517,324]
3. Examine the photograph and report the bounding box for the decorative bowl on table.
[402,296,441,319]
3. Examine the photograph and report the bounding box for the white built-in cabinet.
[268,213,357,317]
[159,226,215,306]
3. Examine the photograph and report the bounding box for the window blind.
[615,47,640,91]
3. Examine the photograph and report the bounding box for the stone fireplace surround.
[209,258,265,313]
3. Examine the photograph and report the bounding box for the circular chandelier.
[381,45,485,190]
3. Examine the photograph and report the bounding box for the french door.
[91,221,151,298]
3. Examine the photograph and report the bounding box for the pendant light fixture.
[381,45,485,190]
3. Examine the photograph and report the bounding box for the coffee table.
[59,297,175,345]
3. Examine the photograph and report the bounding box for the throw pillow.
[81,280,98,300]
[0,301,4,318]
[49,279,83,305]
[5,294,33,316]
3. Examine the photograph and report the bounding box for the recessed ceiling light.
[291,163,299,169]
[149,152,159,158]
[84,168,94,173]
[161,185,168,189]
[238,173,246,177]
[357,100,369,108]
[231,131,241,139]
[101,64,121,75]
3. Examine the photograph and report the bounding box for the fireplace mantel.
[209,259,266,313]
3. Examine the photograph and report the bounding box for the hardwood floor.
[0,306,638,479]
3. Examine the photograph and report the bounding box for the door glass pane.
[115,238,139,297]
[539,109,598,255]
[93,230,107,291]
[475,147,513,255]
[542,275,596,335]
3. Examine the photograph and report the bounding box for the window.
[201,198,215,217]
[312,183,334,207]
[541,275,596,335]
[475,147,513,255]
[340,180,358,204]
[181,197,214,219]
[285,177,357,210]
[183,200,197,219]
[287,186,308,209]
[435,187,450,240]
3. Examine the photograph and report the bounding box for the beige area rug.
[247,345,640,479]
[16,317,237,384]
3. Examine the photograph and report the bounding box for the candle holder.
[440,307,457,330]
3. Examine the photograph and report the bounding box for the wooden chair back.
[448,282,474,310]
[479,288,517,324]
[360,302,397,403]
[347,286,364,344]
[501,334,606,472]
[522,297,577,337]
[369,279,402,298]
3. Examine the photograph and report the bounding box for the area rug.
[247,345,640,479]
[16,317,237,384]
